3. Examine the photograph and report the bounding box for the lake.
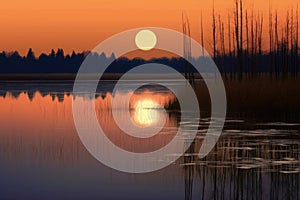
[0,81,299,199]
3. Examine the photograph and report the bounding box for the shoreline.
[0,75,299,121]
[0,72,299,81]
[0,73,208,81]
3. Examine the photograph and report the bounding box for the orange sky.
[0,0,298,56]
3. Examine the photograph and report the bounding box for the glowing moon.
[135,30,157,51]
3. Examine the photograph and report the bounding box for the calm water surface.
[0,81,299,200]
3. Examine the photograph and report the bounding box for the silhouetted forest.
[0,49,88,74]
[0,48,200,75]
[0,47,299,78]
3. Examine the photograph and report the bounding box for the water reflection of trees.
[182,134,300,200]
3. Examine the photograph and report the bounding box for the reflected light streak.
[133,99,160,126]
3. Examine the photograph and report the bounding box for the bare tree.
[269,1,273,75]
[251,10,255,75]
[296,3,299,76]
[257,12,264,74]
[228,11,233,78]
[235,0,243,79]
[200,10,205,57]
[228,11,232,56]
[275,10,279,76]
[285,11,290,75]
[235,0,240,57]
[182,12,193,81]
[213,0,217,60]
[240,0,243,55]
[246,11,249,74]
[219,15,226,76]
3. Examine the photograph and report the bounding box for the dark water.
[0,81,299,200]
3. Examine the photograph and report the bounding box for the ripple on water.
[256,122,300,126]
[280,170,300,174]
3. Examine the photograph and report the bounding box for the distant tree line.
[0,46,299,79]
[0,48,198,74]
[0,49,86,74]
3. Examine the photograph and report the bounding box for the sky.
[0,0,298,56]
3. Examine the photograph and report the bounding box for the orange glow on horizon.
[0,0,298,56]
